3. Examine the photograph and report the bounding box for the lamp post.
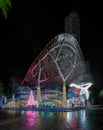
[12,78,15,107]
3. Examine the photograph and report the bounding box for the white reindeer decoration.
[70,83,92,100]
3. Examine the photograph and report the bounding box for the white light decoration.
[70,83,92,100]
[24,33,86,87]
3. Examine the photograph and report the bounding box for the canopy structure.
[23,33,87,87]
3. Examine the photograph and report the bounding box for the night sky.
[0,1,103,93]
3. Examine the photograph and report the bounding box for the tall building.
[65,12,80,43]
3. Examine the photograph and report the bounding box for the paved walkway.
[0,110,103,130]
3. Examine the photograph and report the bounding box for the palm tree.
[0,0,12,19]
